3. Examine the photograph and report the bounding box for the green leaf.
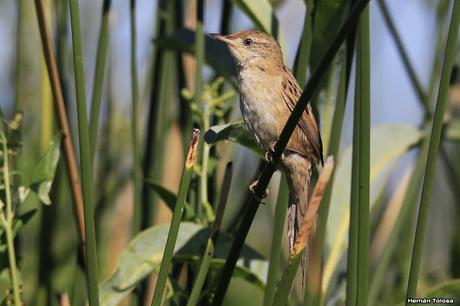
[204,121,264,158]
[28,133,61,205]
[159,28,236,78]
[425,279,460,300]
[99,222,267,306]
[322,124,423,291]
[445,119,460,141]
[12,209,37,237]
[143,180,195,221]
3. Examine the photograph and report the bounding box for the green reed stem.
[196,0,207,217]
[151,130,200,306]
[68,0,100,305]
[0,134,21,306]
[141,0,173,229]
[263,177,289,306]
[130,0,142,235]
[187,162,233,306]
[88,0,112,161]
[406,2,460,302]
[347,5,370,306]
[356,6,370,306]
[212,1,370,304]
[293,0,314,86]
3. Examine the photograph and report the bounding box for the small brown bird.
[210,30,323,285]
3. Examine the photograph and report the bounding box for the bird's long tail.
[286,157,312,290]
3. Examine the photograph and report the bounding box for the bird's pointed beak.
[208,33,236,47]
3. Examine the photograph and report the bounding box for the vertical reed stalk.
[68,0,100,304]
[14,0,26,112]
[141,0,174,229]
[406,2,460,301]
[195,0,207,217]
[187,162,233,306]
[293,0,314,86]
[346,4,370,306]
[151,130,200,306]
[263,177,289,306]
[130,0,142,234]
[88,0,112,161]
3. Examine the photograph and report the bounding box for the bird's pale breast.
[238,67,289,152]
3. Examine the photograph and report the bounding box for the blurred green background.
[0,0,459,305]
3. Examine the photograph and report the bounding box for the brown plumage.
[210,30,323,288]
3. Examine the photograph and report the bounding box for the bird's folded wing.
[281,67,324,165]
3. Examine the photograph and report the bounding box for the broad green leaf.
[159,28,236,78]
[322,124,423,292]
[12,209,37,237]
[28,133,61,205]
[204,121,264,158]
[426,279,460,300]
[99,222,268,306]
[0,210,36,253]
[99,223,202,306]
[143,180,195,221]
[445,119,460,141]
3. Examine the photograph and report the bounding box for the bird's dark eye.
[243,38,254,46]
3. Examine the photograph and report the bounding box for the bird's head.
[209,31,284,70]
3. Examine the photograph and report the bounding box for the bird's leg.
[265,142,286,165]
[249,180,269,202]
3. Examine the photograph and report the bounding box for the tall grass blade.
[196,0,207,217]
[68,0,100,304]
[130,0,142,235]
[406,2,460,302]
[346,5,370,306]
[220,0,233,35]
[141,0,175,229]
[211,2,369,304]
[263,177,288,306]
[151,130,200,306]
[88,0,112,161]
[187,162,233,306]
[293,0,314,86]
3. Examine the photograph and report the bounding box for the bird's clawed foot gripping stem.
[249,180,269,203]
[265,142,284,165]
